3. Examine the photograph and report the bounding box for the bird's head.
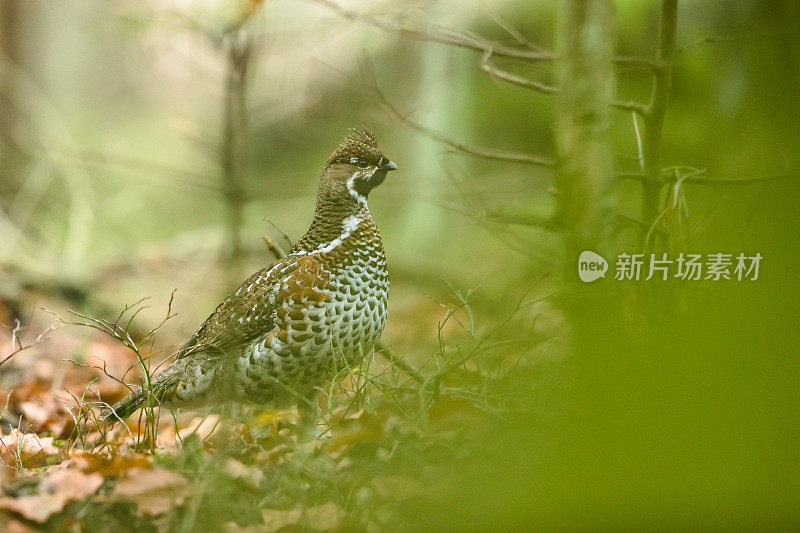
[319,126,397,205]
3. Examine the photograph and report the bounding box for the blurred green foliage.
[1,0,799,529]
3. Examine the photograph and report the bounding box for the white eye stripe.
[348,156,373,168]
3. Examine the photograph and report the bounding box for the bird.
[104,127,396,433]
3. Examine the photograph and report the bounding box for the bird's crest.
[346,125,377,148]
[326,126,381,166]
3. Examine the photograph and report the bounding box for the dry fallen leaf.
[113,466,189,516]
[258,502,340,532]
[1,518,41,533]
[17,401,50,426]
[67,449,151,476]
[0,428,61,468]
[223,458,265,489]
[223,521,272,533]
[17,399,72,438]
[257,443,291,464]
[83,340,140,379]
[304,502,340,531]
[260,507,303,531]
[178,415,220,443]
[151,414,220,451]
[0,468,103,523]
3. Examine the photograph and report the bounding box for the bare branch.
[375,86,554,168]
[677,30,786,55]
[616,166,793,185]
[481,51,646,115]
[611,99,648,116]
[0,320,59,369]
[485,211,559,231]
[374,342,424,385]
[481,50,557,94]
[262,236,286,260]
[479,2,550,53]
[309,0,555,63]
[310,0,656,70]
[263,218,293,247]
[680,173,796,185]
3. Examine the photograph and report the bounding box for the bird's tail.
[101,388,144,423]
[100,353,220,423]
[101,381,171,423]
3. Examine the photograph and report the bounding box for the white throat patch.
[346,170,369,206]
[292,171,370,257]
[295,211,365,256]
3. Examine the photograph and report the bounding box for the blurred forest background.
[1,0,799,530]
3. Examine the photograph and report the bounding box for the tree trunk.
[221,31,251,263]
[641,0,678,244]
[556,0,616,283]
[0,0,24,205]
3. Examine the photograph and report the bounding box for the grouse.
[105,127,396,430]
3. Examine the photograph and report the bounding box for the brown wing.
[176,255,305,359]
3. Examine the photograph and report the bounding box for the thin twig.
[484,211,559,231]
[617,168,795,185]
[481,50,557,94]
[376,86,554,167]
[263,218,294,247]
[677,30,786,54]
[482,50,646,115]
[0,321,59,368]
[309,0,657,69]
[309,0,554,63]
[611,99,648,116]
[262,236,286,260]
[63,357,136,396]
[681,173,795,185]
[479,1,550,53]
[374,342,424,385]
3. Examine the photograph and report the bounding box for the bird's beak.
[379,158,397,171]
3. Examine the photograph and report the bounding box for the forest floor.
[0,259,556,531]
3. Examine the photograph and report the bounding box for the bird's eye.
[357,159,369,168]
